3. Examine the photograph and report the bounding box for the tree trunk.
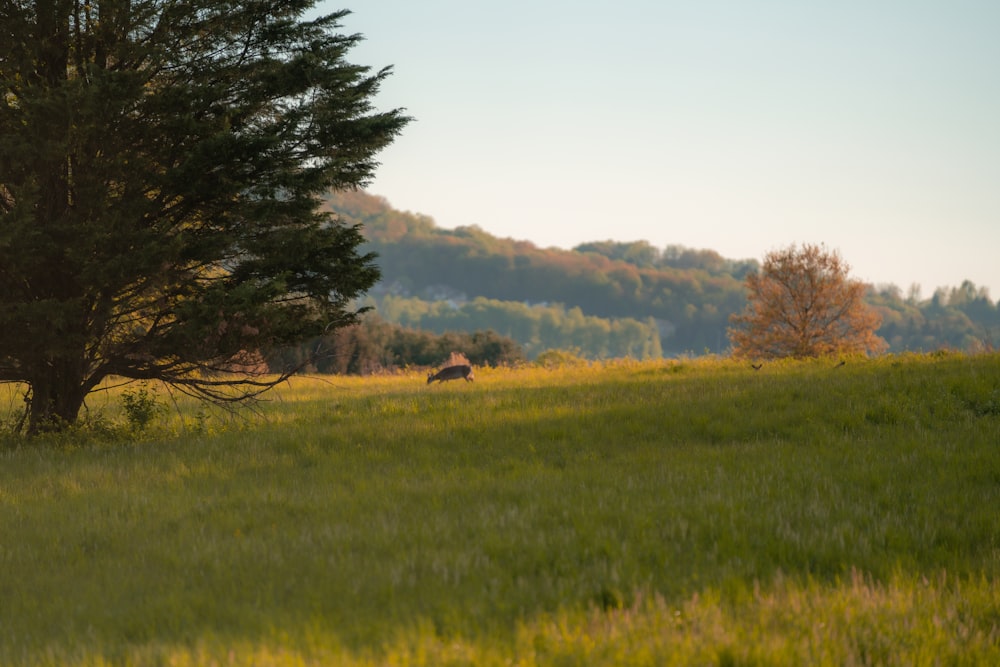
[27,360,90,435]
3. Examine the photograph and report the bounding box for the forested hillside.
[325,190,1000,359]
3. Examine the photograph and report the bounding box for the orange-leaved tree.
[728,243,887,359]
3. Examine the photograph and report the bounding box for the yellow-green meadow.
[1,354,998,665]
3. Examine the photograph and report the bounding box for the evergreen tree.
[0,1,408,433]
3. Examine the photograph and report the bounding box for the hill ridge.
[324,190,1000,356]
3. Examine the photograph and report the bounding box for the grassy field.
[0,354,998,665]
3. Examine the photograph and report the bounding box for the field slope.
[1,354,998,665]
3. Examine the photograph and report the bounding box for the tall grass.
[0,354,998,665]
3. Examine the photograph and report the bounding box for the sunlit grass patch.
[10,573,997,666]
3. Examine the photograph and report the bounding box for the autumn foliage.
[728,244,887,359]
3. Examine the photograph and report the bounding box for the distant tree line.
[326,192,747,354]
[373,295,663,360]
[576,239,758,278]
[323,190,1000,359]
[869,281,1000,352]
[267,315,525,374]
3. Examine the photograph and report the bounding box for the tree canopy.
[728,244,887,359]
[0,1,408,433]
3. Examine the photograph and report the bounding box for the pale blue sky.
[321,1,1000,298]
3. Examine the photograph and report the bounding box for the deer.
[427,364,475,384]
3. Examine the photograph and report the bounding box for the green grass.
[0,354,998,665]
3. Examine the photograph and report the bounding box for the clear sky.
[320,1,1000,298]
